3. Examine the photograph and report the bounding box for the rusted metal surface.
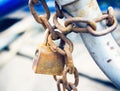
[54,67,79,91]
[29,0,79,90]
[62,67,79,88]
[86,7,117,36]
[32,43,65,75]
[48,31,73,55]
[54,1,117,36]
[29,0,57,39]
[29,0,120,90]
[29,0,50,24]
[61,0,120,89]
[53,13,73,34]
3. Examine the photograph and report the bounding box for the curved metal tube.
[58,0,120,89]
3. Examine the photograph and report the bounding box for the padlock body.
[33,44,65,75]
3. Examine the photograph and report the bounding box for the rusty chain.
[29,0,57,39]
[86,7,118,36]
[48,30,73,55]
[29,0,118,91]
[55,2,118,36]
[54,67,79,91]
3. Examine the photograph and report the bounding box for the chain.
[54,67,79,91]
[29,0,118,91]
[54,2,118,36]
[29,0,57,39]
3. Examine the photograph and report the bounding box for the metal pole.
[57,0,120,89]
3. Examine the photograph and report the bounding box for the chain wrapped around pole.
[54,1,117,36]
[29,0,118,90]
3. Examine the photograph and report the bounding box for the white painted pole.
[57,0,120,89]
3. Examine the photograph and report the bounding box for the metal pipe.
[58,0,120,89]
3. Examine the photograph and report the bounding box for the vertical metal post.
[58,0,120,89]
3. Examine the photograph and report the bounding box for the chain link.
[29,0,57,39]
[62,67,79,88]
[87,7,118,36]
[29,0,50,24]
[57,79,66,91]
[54,67,79,91]
[29,0,118,91]
[53,13,73,34]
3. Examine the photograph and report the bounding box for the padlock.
[32,43,65,75]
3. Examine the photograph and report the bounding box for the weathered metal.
[54,67,79,91]
[29,1,79,90]
[54,68,79,91]
[56,79,65,91]
[62,67,79,88]
[53,13,73,34]
[29,0,50,24]
[32,28,65,75]
[47,30,75,74]
[48,31,73,55]
[61,0,120,89]
[32,43,65,75]
[29,0,58,39]
[54,2,117,36]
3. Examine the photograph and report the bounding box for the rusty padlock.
[32,30,65,75]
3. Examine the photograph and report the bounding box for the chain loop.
[64,17,97,32]
[55,1,64,19]
[106,7,114,26]
[68,83,78,91]
[29,0,58,39]
[64,47,74,74]
[29,0,50,24]
[54,67,79,91]
[57,79,66,91]
[53,13,73,34]
[62,67,79,89]
[48,31,73,55]
[87,12,117,36]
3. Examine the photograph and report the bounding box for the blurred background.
[0,0,120,91]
